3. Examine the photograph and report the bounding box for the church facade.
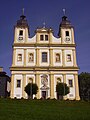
[10,13,80,100]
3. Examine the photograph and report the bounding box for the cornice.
[10,66,79,71]
[13,43,76,48]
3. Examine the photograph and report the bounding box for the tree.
[78,72,90,100]
[24,83,38,99]
[56,83,69,100]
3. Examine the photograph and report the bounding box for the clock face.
[65,37,70,43]
[18,36,23,41]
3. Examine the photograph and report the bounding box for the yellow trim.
[36,73,40,99]
[22,74,26,99]
[74,74,80,100]
[13,43,76,47]
[50,74,54,99]
[36,48,40,66]
[73,49,77,67]
[24,49,26,66]
[62,49,65,67]
[10,74,14,98]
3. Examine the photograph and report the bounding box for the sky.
[0,0,90,76]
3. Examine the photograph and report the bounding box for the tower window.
[17,54,22,61]
[28,53,34,62]
[55,53,60,62]
[66,31,69,36]
[19,30,23,36]
[40,35,44,41]
[68,80,73,87]
[45,35,48,41]
[42,52,47,62]
[66,54,71,62]
[16,80,21,88]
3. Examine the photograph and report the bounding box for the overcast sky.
[0,0,90,75]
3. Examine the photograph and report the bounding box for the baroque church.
[10,12,80,100]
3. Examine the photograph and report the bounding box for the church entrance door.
[42,91,46,99]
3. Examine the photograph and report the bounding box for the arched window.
[56,53,60,62]
[28,53,34,62]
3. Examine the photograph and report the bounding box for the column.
[36,48,40,66]
[22,74,26,99]
[24,49,27,66]
[36,73,40,99]
[50,73,54,99]
[12,48,16,66]
[73,49,77,67]
[62,49,65,67]
[63,74,67,100]
[10,74,14,98]
[49,48,53,66]
[25,28,28,43]
[74,74,80,100]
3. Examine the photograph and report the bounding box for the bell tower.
[58,11,75,45]
[14,10,29,44]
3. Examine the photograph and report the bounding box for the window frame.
[66,54,72,62]
[28,53,34,62]
[40,35,44,41]
[17,54,22,61]
[16,80,21,88]
[42,52,48,62]
[68,79,73,87]
[65,31,69,37]
[55,53,60,63]
[19,30,23,36]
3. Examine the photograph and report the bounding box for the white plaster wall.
[39,49,49,66]
[52,35,61,43]
[28,35,36,43]
[54,74,63,98]
[26,49,36,66]
[14,74,23,98]
[15,49,24,66]
[64,50,73,66]
[53,49,62,66]
[66,74,75,99]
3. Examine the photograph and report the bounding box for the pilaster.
[49,48,53,66]
[36,73,40,99]
[73,49,77,67]
[74,74,80,100]
[36,48,40,66]
[24,49,27,66]
[22,74,26,99]
[62,49,65,67]
[50,73,54,99]
[10,74,14,98]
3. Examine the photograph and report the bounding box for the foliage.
[24,83,38,98]
[0,99,90,120]
[56,83,69,99]
[78,72,90,100]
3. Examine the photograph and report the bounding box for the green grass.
[0,99,90,120]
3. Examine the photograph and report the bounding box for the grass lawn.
[0,99,90,120]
